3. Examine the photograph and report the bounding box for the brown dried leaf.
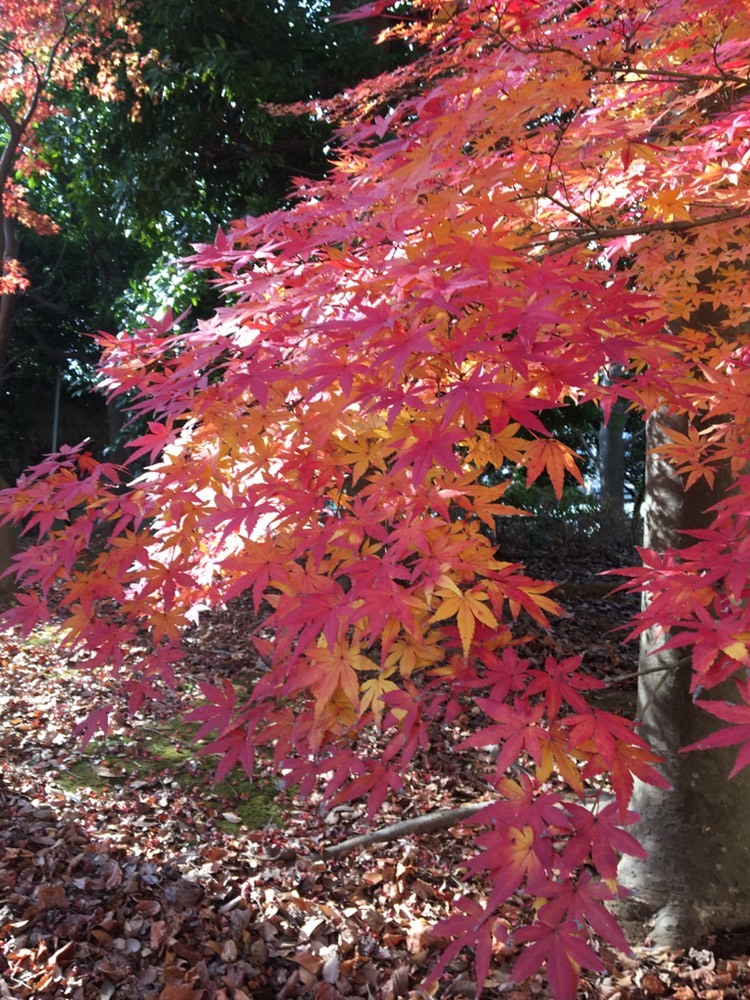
[150,919,168,950]
[292,948,323,975]
[639,972,666,997]
[249,938,268,964]
[164,876,204,910]
[220,939,238,962]
[315,983,344,1000]
[158,987,202,1000]
[135,899,161,916]
[49,940,76,966]
[34,883,68,911]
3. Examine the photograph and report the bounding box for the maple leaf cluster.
[2,0,750,996]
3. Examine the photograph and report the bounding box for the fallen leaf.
[292,949,323,975]
[220,939,237,961]
[639,972,666,997]
[159,987,202,1000]
[150,919,168,949]
[34,884,68,911]
[49,940,76,966]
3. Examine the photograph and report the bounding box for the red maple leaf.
[427,894,508,995]
[459,697,545,776]
[466,773,568,837]
[184,679,238,739]
[72,705,114,749]
[512,919,604,1000]
[685,678,750,778]
[467,824,551,902]
[525,655,604,719]
[561,801,647,881]
[535,872,632,955]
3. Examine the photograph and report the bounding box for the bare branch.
[322,801,494,858]
[523,207,749,257]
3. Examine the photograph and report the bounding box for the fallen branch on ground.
[323,801,495,858]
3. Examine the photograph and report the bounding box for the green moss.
[25,624,63,647]
[214,785,279,832]
[57,760,110,793]
[54,716,279,830]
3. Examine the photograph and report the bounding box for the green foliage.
[504,480,599,520]
[37,0,401,252]
[495,481,636,561]
[114,252,206,330]
[2,0,399,474]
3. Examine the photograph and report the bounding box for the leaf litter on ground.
[1,565,750,998]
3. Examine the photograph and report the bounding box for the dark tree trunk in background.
[599,397,626,512]
[1,105,28,378]
[598,395,629,542]
[0,473,17,596]
[0,218,18,375]
[615,410,750,946]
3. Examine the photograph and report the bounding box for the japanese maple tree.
[0,0,146,363]
[2,0,750,996]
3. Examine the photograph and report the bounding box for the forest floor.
[2,527,750,999]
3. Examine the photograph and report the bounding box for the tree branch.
[494,28,749,88]
[0,100,17,132]
[524,207,748,256]
[588,63,748,88]
[322,800,495,858]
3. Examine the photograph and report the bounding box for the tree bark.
[599,398,626,515]
[598,365,630,544]
[614,410,750,946]
[323,801,494,858]
[0,473,17,596]
[0,217,18,375]
[599,397,630,545]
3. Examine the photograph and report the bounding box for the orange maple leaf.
[522,438,584,500]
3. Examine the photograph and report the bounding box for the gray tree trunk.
[614,410,750,946]
[599,398,626,514]
[598,396,629,544]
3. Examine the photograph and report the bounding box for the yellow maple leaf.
[385,630,444,677]
[492,422,529,465]
[431,586,499,658]
[149,607,189,645]
[536,723,584,794]
[309,638,376,713]
[722,635,750,663]
[360,668,400,723]
[338,434,389,485]
[645,186,693,222]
